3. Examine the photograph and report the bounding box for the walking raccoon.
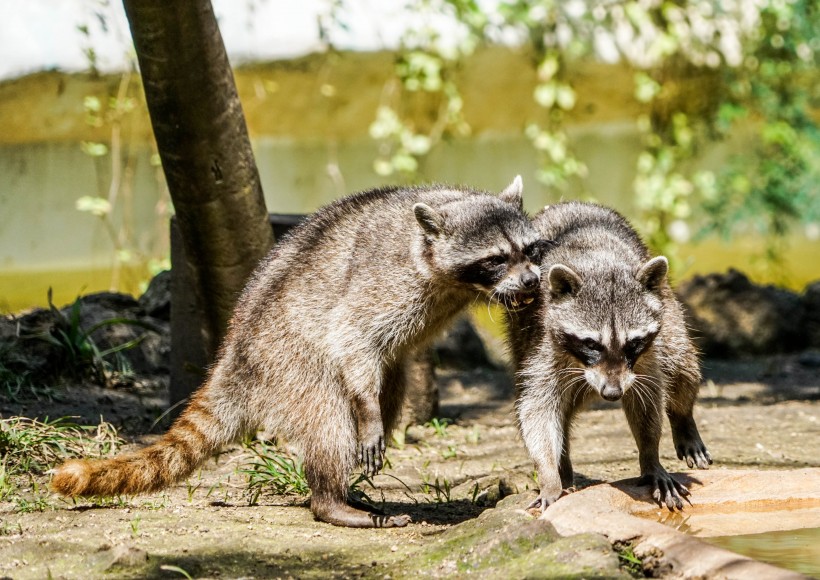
[52,178,550,528]
[507,201,711,512]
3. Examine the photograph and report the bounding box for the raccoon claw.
[526,496,547,514]
[358,436,386,477]
[639,472,690,511]
[526,488,566,515]
[374,513,411,528]
[677,444,713,470]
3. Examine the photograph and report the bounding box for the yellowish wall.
[0,48,817,314]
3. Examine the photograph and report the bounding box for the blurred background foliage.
[365,0,819,271]
[1,0,818,313]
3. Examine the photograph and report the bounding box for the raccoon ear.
[548,264,581,297]
[637,256,668,293]
[414,203,445,236]
[498,175,524,210]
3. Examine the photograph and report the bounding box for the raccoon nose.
[600,384,623,401]
[521,270,539,290]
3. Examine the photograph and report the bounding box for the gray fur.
[507,201,711,513]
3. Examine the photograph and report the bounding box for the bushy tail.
[51,392,238,497]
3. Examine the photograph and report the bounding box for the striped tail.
[51,393,238,498]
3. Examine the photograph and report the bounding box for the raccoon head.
[548,256,668,401]
[414,176,551,308]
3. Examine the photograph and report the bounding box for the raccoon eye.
[523,240,552,263]
[482,254,507,268]
[523,243,542,262]
[624,334,655,363]
[582,338,603,352]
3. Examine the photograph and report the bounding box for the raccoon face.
[453,237,551,308]
[414,178,550,309]
[548,257,668,401]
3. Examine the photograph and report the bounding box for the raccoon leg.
[343,361,411,518]
[517,390,565,513]
[304,395,409,528]
[622,386,689,511]
[380,359,411,438]
[343,360,388,477]
[558,397,589,490]
[662,305,712,469]
[666,371,712,469]
[352,390,385,477]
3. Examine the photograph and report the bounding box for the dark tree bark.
[122,0,274,400]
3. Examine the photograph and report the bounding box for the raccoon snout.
[600,384,623,401]
[520,270,540,290]
[584,369,626,401]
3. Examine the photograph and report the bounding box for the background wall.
[0,48,817,313]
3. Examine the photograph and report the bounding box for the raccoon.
[52,177,550,528]
[507,201,711,512]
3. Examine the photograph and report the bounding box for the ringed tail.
[50,392,236,498]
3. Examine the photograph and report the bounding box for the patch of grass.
[0,416,122,511]
[15,495,51,513]
[0,416,121,476]
[615,542,645,578]
[129,514,142,538]
[241,441,310,504]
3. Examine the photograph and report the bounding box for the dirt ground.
[1,352,819,579]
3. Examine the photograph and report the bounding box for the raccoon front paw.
[676,440,712,469]
[526,487,569,515]
[638,471,691,511]
[357,433,386,477]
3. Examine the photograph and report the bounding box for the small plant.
[159,564,194,579]
[616,542,645,578]
[186,480,201,503]
[470,482,480,504]
[0,346,39,402]
[425,417,451,438]
[241,441,310,504]
[420,473,452,504]
[441,445,458,460]
[348,472,379,507]
[32,289,157,385]
[129,514,142,538]
[0,520,22,537]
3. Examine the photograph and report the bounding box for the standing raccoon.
[52,178,549,528]
[507,201,711,512]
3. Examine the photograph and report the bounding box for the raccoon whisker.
[632,378,660,415]
[555,367,585,376]
[629,380,651,415]
[555,378,587,405]
[556,370,586,384]
[572,382,591,408]
[633,374,662,390]
[559,378,587,399]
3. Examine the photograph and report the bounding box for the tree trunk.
[122,0,274,362]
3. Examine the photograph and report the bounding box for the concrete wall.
[0,48,816,312]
